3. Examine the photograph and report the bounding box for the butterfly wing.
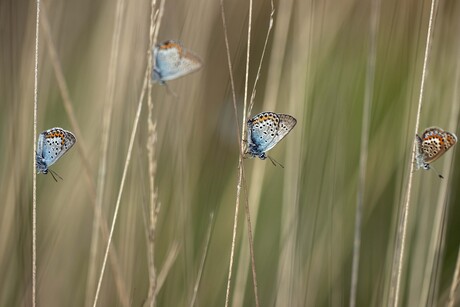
[41,128,76,168]
[247,112,297,157]
[415,127,457,171]
[441,130,457,151]
[263,114,297,153]
[420,127,457,163]
[247,112,280,156]
[153,40,202,83]
[420,128,446,164]
[37,132,44,157]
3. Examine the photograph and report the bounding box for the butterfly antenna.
[49,169,63,181]
[49,171,58,182]
[430,165,444,179]
[165,83,179,100]
[267,155,284,168]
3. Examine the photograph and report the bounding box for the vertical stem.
[144,0,164,305]
[220,0,243,305]
[390,0,437,305]
[32,0,41,306]
[350,0,380,305]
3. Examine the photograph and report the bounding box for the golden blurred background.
[1,0,459,306]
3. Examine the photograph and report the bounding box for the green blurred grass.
[0,0,459,306]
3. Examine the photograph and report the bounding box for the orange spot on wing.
[160,41,182,55]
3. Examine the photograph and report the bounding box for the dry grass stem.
[40,7,129,305]
[233,0,288,304]
[190,213,214,307]
[220,0,244,306]
[350,0,380,306]
[155,242,180,296]
[248,0,274,116]
[88,0,128,304]
[242,199,259,306]
[236,0,261,305]
[93,74,149,306]
[32,0,40,306]
[238,2,276,306]
[221,0,262,304]
[144,0,165,305]
[419,48,460,305]
[448,44,460,307]
[8,0,459,305]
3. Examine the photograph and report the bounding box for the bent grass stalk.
[92,74,149,307]
[89,0,128,305]
[419,46,460,305]
[219,0,247,306]
[40,9,130,304]
[221,0,266,304]
[190,213,214,307]
[223,0,277,300]
[233,0,284,304]
[390,0,438,305]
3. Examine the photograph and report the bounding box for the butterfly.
[36,127,76,180]
[152,40,203,84]
[245,112,297,163]
[415,126,457,178]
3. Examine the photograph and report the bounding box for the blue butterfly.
[36,127,76,180]
[152,40,203,84]
[415,126,457,178]
[246,112,297,161]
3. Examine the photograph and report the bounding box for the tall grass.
[1,0,459,306]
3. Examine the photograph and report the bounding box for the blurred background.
[1,0,459,306]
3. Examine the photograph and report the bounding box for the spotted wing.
[41,127,76,167]
[264,114,297,153]
[247,112,280,155]
[153,40,203,83]
[420,127,457,164]
[441,130,457,151]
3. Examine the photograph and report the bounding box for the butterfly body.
[415,127,457,171]
[152,40,202,84]
[36,127,76,175]
[246,112,297,160]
